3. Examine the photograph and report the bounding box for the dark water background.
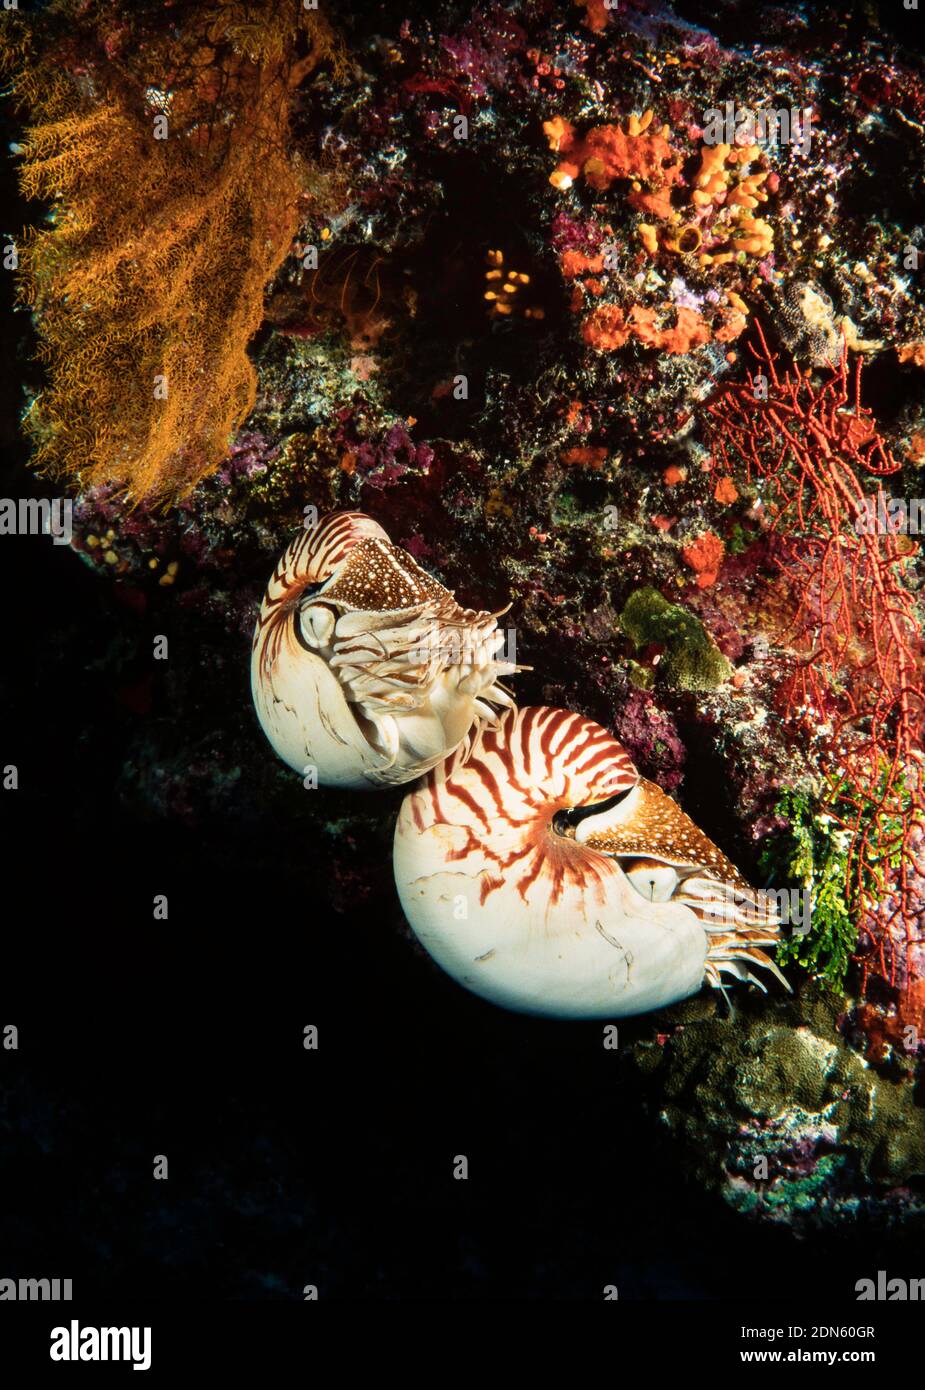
[4,517,925,1301]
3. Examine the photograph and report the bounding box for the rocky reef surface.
[626,983,925,1233]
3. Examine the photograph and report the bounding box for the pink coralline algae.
[612,688,686,792]
[338,421,435,489]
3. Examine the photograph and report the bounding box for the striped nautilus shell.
[251,511,518,788]
[394,705,787,1017]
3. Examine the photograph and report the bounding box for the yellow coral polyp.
[626,109,654,136]
[688,138,775,260]
[638,223,659,256]
[697,142,731,177]
[726,170,769,210]
[731,217,773,255]
[692,182,722,208]
[543,115,574,153]
[693,142,732,207]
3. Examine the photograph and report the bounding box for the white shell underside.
[394,824,708,1017]
[251,638,510,789]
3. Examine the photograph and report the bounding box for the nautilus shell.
[394,705,787,1017]
[251,511,518,788]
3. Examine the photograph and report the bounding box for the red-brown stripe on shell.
[253,510,387,669]
[410,705,638,906]
[394,705,787,1016]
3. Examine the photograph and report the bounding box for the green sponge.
[619,586,732,691]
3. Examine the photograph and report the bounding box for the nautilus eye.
[621,858,682,903]
[301,603,336,649]
[393,705,788,1018]
[251,510,520,788]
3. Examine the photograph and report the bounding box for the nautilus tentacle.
[251,511,520,788]
[393,705,787,1017]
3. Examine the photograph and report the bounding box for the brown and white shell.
[251,511,519,788]
[394,705,787,1016]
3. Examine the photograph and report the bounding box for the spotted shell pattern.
[251,511,518,788]
[394,705,785,1017]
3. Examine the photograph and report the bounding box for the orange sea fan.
[5,0,347,502]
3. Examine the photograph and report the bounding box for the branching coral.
[3,0,346,501]
[707,324,925,991]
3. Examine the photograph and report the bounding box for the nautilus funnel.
[394,705,787,1017]
[251,510,519,788]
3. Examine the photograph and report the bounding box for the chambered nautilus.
[252,510,786,1017]
[251,511,518,788]
[393,705,787,1017]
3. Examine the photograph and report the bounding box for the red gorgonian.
[707,322,925,991]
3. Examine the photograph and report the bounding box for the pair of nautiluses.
[251,511,786,1017]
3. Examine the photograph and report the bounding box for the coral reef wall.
[4,0,925,1236]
